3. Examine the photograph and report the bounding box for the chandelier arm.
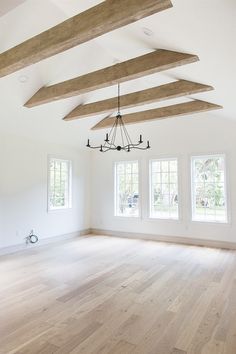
[120,118,132,146]
[105,131,117,148]
[112,118,118,146]
[88,146,103,149]
[108,119,117,146]
[122,122,133,146]
[108,117,117,138]
[110,143,118,148]
[102,146,117,152]
[128,142,143,147]
[131,146,150,150]
[121,129,125,147]
[110,129,114,147]
[108,127,115,143]
[123,143,139,149]
[104,141,111,149]
[110,118,117,146]
[119,118,125,148]
[124,127,133,147]
[106,142,116,148]
[121,123,131,147]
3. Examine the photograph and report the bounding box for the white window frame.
[191,154,228,224]
[48,156,72,212]
[149,157,179,220]
[114,160,140,218]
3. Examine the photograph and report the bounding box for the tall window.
[48,158,72,210]
[191,155,227,222]
[149,159,179,219]
[115,161,139,217]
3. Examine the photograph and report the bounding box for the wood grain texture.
[92,100,222,130]
[63,80,213,121]
[25,50,199,107]
[0,0,173,78]
[1,235,236,353]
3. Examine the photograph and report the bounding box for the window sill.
[191,219,229,225]
[114,215,141,220]
[48,207,72,213]
[147,216,181,222]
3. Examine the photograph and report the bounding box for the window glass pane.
[161,161,169,172]
[162,173,169,183]
[49,158,71,210]
[126,163,132,174]
[169,172,177,184]
[169,160,177,172]
[152,161,160,173]
[115,161,139,217]
[117,163,124,174]
[132,163,138,174]
[150,159,179,219]
[191,156,227,222]
[133,174,139,184]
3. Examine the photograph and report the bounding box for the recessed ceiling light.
[142,27,154,37]
[18,75,28,83]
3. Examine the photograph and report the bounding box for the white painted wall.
[1,113,236,250]
[0,134,91,249]
[90,114,236,244]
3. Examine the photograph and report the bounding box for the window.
[191,155,227,222]
[149,159,179,219]
[48,158,72,210]
[115,161,139,217]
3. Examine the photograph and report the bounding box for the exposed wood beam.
[63,80,213,121]
[91,100,222,130]
[0,0,173,78]
[25,50,199,107]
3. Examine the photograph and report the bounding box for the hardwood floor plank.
[15,341,58,354]
[1,235,236,354]
[107,340,136,354]
[171,349,187,354]
[54,321,102,354]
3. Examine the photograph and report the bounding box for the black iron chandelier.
[86,84,150,152]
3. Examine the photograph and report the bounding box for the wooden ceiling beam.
[91,100,222,130]
[0,0,173,78]
[25,50,199,107]
[63,80,213,121]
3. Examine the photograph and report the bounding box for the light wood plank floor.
[1,235,236,354]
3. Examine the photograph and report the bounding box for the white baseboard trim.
[2,228,235,255]
[91,228,236,250]
[0,229,91,256]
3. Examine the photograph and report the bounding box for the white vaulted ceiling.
[0,0,235,148]
[0,0,26,17]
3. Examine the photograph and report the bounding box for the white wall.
[1,113,236,250]
[0,134,91,249]
[90,114,236,244]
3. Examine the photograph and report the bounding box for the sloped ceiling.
[0,0,235,148]
[0,0,26,17]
